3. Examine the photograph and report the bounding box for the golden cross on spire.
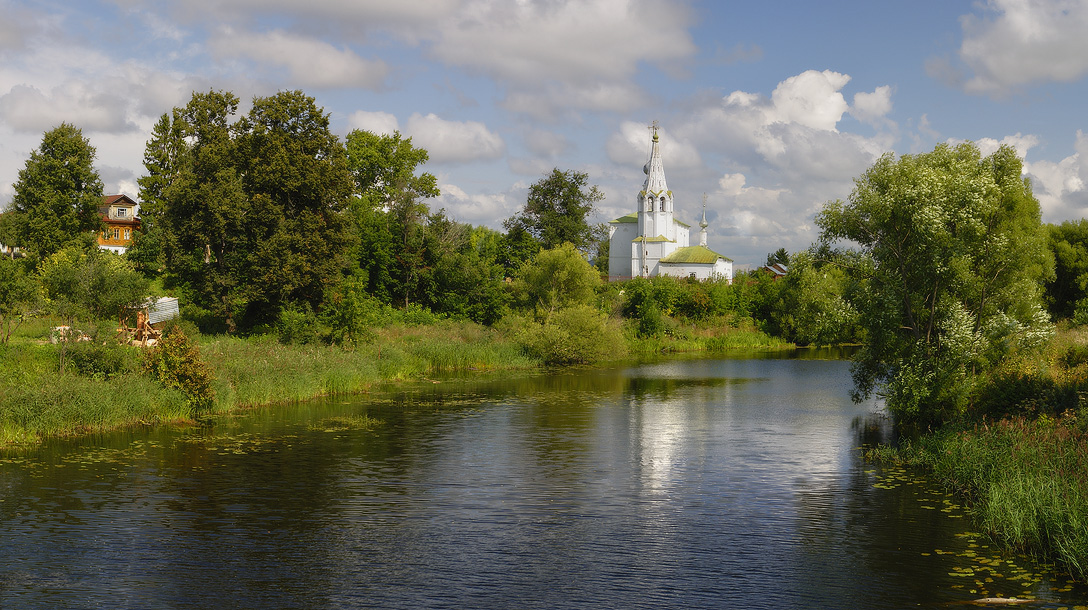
[650,120,659,142]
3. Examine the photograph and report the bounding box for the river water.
[2,351,1086,609]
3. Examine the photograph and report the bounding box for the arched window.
[648,196,654,212]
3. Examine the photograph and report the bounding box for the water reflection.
[1,353,1085,609]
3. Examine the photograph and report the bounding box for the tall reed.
[881,415,1088,580]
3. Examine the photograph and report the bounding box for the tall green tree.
[234,90,353,324]
[154,90,248,332]
[344,129,440,308]
[504,168,605,256]
[0,256,39,343]
[345,129,439,206]
[817,143,1053,424]
[129,110,186,272]
[1045,219,1088,321]
[9,123,104,260]
[149,89,352,331]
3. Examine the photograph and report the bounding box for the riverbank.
[868,416,1088,580]
[0,318,534,445]
[866,325,1088,581]
[0,315,788,446]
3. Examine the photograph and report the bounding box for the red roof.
[102,194,137,206]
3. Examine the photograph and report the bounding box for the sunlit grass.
[871,415,1088,580]
[0,318,536,446]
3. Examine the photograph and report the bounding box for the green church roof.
[609,212,690,228]
[660,245,733,264]
[633,235,674,243]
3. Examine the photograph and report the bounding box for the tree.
[816,143,1053,424]
[512,242,601,320]
[150,89,353,331]
[9,124,104,260]
[345,129,439,206]
[39,241,149,371]
[234,90,353,325]
[768,249,859,346]
[344,130,440,308]
[129,110,186,273]
[1045,219,1088,321]
[0,256,39,343]
[153,90,248,332]
[504,168,605,255]
[765,247,790,267]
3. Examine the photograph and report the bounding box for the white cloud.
[972,132,1040,159]
[166,0,461,26]
[523,128,571,158]
[209,28,387,89]
[347,110,399,136]
[956,0,1088,95]
[435,181,519,227]
[768,70,851,131]
[850,85,893,126]
[1024,130,1088,222]
[606,121,702,171]
[0,83,135,133]
[429,0,694,85]
[643,70,897,263]
[403,113,505,164]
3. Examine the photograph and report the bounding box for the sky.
[2,0,1088,268]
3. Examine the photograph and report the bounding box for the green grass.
[624,314,793,356]
[0,309,791,446]
[872,416,1088,580]
[865,325,1088,581]
[0,318,537,446]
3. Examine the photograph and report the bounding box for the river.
[2,351,1085,609]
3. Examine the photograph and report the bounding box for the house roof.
[633,235,674,243]
[660,245,733,264]
[102,194,137,206]
[762,263,788,277]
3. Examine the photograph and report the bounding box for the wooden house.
[98,194,141,254]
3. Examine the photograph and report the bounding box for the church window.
[648,196,654,212]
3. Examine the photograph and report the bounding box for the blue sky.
[2,0,1087,267]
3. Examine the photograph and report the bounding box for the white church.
[607,124,733,282]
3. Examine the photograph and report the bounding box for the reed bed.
[0,320,537,445]
[874,415,1088,580]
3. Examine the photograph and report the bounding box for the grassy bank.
[867,325,1088,580]
[869,416,1088,580]
[0,313,787,446]
[0,318,536,446]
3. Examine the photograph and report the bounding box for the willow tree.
[817,142,1053,424]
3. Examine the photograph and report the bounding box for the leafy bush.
[512,305,625,365]
[143,326,216,413]
[621,278,666,338]
[1074,298,1088,327]
[67,342,139,380]
[277,303,324,345]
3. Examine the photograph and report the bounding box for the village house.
[98,194,141,254]
[607,124,733,282]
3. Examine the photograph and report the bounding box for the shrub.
[276,303,324,345]
[143,326,216,413]
[621,278,667,338]
[513,305,625,365]
[67,342,139,380]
